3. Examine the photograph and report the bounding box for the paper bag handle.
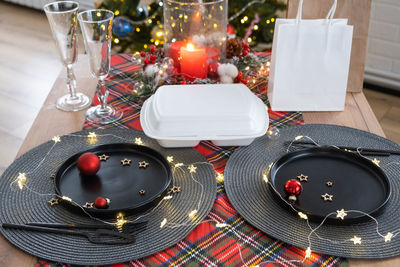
[296,0,338,24]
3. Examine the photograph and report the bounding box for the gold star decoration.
[321,193,333,202]
[188,165,197,173]
[121,159,131,166]
[83,202,94,208]
[384,232,393,242]
[50,173,56,179]
[135,137,143,145]
[48,198,59,206]
[52,136,61,143]
[336,209,347,220]
[350,235,362,245]
[167,156,174,163]
[139,189,146,195]
[88,132,97,138]
[372,158,380,166]
[138,161,149,168]
[326,181,333,187]
[169,185,181,194]
[98,154,110,161]
[297,174,308,182]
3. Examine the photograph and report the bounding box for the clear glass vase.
[163,0,228,79]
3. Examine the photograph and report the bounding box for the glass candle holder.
[163,0,228,79]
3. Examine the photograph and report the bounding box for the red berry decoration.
[94,197,110,209]
[144,57,150,65]
[140,51,146,57]
[284,179,303,196]
[180,80,187,85]
[77,152,100,176]
[150,45,157,52]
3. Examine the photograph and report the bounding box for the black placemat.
[0,129,216,265]
[225,124,400,259]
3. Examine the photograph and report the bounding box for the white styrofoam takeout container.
[140,84,269,147]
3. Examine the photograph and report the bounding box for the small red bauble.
[140,51,146,57]
[144,57,150,65]
[150,45,157,52]
[180,80,187,85]
[150,54,157,61]
[77,152,100,176]
[94,197,110,209]
[284,179,303,196]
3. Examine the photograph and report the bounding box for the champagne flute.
[78,9,123,124]
[44,1,91,111]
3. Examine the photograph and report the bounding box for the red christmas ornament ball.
[94,197,109,209]
[140,51,146,57]
[150,45,157,52]
[77,152,100,176]
[284,179,303,196]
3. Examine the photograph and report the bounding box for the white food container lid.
[140,84,269,147]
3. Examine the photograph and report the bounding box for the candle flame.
[187,43,195,51]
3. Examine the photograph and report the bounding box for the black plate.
[269,147,391,224]
[55,143,172,217]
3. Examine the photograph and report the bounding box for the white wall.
[365,0,400,90]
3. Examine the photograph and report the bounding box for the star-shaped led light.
[134,137,143,145]
[216,173,224,183]
[350,236,362,245]
[121,159,131,166]
[48,198,59,206]
[50,173,56,179]
[297,174,308,182]
[169,185,181,194]
[372,158,380,166]
[298,212,308,220]
[188,209,198,219]
[160,218,167,228]
[167,156,174,163]
[139,189,146,195]
[336,209,347,220]
[384,232,393,242]
[52,136,61,143]
[83,202,94,208]
[88,132,97,139]
[326,181,333,187]
[17,172,27,190]
[138,161,149,168]
[188,165,197,173]
[98,154,110,161]
[305,247,312,259]
[321,193,333,202]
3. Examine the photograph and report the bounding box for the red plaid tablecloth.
[38,54,347,267]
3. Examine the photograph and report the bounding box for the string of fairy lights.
[8,131,400,263]
[111,0,277,49]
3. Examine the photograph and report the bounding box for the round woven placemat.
[0,129,216,265]
[225,124,400,259]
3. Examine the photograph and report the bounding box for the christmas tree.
[99,0,286,53]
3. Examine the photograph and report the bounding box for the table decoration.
[0,129,216,265]
[44,1,91,112]
[36,54,345,266]
[225,124,400,259]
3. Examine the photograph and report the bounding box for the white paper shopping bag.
[268,0,353,111]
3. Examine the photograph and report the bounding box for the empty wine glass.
[44,1,91,111]
[78,9,123,124]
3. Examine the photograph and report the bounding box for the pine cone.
[226,39,243,59]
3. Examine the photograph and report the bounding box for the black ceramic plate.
[269,147,391,224]
[55,143,172,217]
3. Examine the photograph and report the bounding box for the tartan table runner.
[38,54,347,267]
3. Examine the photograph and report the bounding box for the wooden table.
[1,57,398,267]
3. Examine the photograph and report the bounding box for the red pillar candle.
[169,41,185,68]
[180,43,207,79]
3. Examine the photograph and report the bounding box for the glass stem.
[66,64,78,99]
[97,78,109,112]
